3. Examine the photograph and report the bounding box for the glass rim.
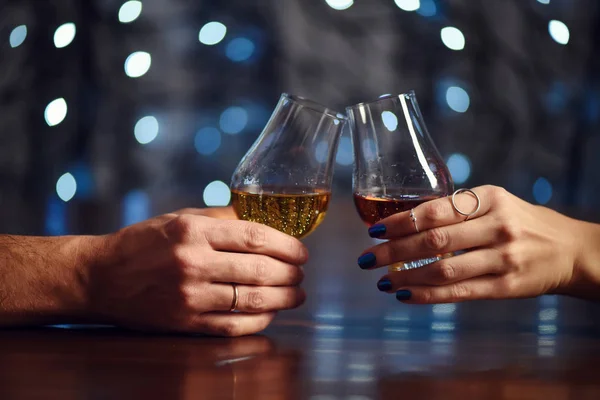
[282,93,347,121]
[345,90,416,111]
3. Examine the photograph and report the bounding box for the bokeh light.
[315,141,329,163]
[219,106,249,134]
[123,190,150,227]
[203,181,231,206]
[9,25,27,48]
[56,173,77,202]
[537,0,550,4]
[325,0,354,11]
[54,23,76,49]
[226,38,255,62]
[394,0,420,12]
[441,27,465,51]
[125,51,151,78]
[381,111,399,131]
[548,20,569,45]
[45,98,68,127]
[195,127,222,155]
[199,22,227,45]
[416,0,436,16]
[445,86,470,113]
[533,177,552,204]
[446,153,471,184]
[134,116,159,144]
[118,1,143,24]
[45,197,67,236]
[336,137,353,166]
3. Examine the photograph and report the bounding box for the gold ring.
[409,208,419,233]
[451,188,481,221]
[229,284,239,312]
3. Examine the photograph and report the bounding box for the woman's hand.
[358,185,599,303]
[87,211,308,336]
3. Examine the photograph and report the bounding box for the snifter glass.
[347,91,454,271]
[231,93,345,239]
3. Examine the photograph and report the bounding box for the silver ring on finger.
[409,208,419,233]
[229,284,239,312]
[451,188,481,221]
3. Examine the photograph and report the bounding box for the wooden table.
[2,201,600,399]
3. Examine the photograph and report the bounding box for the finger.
[173,207,238,220]
[377,249,504,292]
[208,253,304,286]
[359,216,497,269]
[205,219,309,265]
[208,285,306,313]
[367,186,495,239]
[395,276,508,304]
[188,312,277,337]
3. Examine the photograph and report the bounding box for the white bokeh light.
[119,1,143,23]
[9,25,27,48]
[325,0,354,10]
[203,181,231,206]
[134,116,159,144]
[56,173,77,202]
[537,0,550,4]
[199,22,227,45]
[54,23,76,49]
[441,27,465,51]
[45,98,68,127]
[548,20,569,45]
[394,0,420,12]
[445,86,470,113]
[125,51,151,78]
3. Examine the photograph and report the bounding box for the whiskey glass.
[347,91,454,271]
[230,93,345,238]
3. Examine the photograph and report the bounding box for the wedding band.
[409,208,419,233]
[229,284,239,312]
[451,188,481,221]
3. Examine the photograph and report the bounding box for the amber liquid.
[353,192,452,271]
[231,189,331,239]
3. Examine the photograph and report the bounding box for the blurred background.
[3,1,600,392]
[2,0,599,236]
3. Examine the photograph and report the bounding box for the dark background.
[1,0,599,236]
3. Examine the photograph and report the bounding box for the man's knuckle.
[253,257,271,284]
[215,319,241,337]
[425,228,450,251]
[243,224,267,250]
[246,289,266,311]
[166,215,195,242]
[500,245,521,269]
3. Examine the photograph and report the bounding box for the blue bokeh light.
[9,25,27,48]
[533,177,552,205]
[203,181,231,206]
[45,197,67,236]
[122,190,150,227]
[195,127,222,155]
[446,86,470,113]
[416,0,437,16]
[446,153,471,184]
[219,107,248,134]
[336,137,353,166]
[315,141,329,163]
[381,111,399,131]
[226,38,255,62]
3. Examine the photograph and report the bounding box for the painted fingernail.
[368,224,387,238]
[396,290,412,301]
[377,278,392,292]
[358,252,377,269]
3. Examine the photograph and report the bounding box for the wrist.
[563,219,600,300]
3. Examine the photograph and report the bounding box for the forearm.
[0,235,97,326]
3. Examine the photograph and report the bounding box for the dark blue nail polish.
[396,290,412,301]
[358,252,377,269]
[377,278,392,292]
[368,224,387,238]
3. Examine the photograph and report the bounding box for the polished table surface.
[2,201,600,399]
